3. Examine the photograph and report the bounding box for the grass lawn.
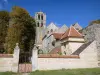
[0,68,100,75]
[0,72,16,75]
[30,68,100,75]
[0,72,21,75]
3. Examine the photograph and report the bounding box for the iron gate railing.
[18,52,32,73]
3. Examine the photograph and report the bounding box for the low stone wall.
[32,41,99,71]
[0,43,20,72]
[0,54,13,72]
[38,55,81,70]
[37,57,98,70]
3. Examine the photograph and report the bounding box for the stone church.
[34,11,85,55]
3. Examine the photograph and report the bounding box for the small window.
[64,51,66,55]
[51,29,53,32]
[37,22,39,27]
[52,41,55,46]
[41,22,43,27]
[41,15,43,20]
[38,14,40,20]
[47,31,49,34]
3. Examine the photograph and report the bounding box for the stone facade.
[82,24,100,61]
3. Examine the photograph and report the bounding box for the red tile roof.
[61,26,83,40]
[52,33,63,40]
[49,46,61,54]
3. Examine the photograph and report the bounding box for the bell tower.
[35,11,46,49]
[35,11,46,28]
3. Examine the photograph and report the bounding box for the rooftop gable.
[47,22,58,29]
[61,24,68,28]
[61,26,83,40]
[72,22,82,30]
[55,24,68,33]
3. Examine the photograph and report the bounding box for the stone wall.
[32,41,99,71]
[82,24,100,42]
[82,24,100,61]
[0,43,20,72]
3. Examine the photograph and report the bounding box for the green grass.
[30,68,100,75]
[0,72,15,75]
[0,72,21,75]
[1,68,100,75]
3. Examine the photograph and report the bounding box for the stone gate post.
[12,43,20,72]
[31,46,38,71]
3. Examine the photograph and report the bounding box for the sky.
[0,0,100,28]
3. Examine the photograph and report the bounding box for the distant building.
[72,22,82,31]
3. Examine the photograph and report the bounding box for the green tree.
[0,11,9,53]
[89,19,100,25]
[5,6,36,53]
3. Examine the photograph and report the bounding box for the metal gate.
[18,52,32,73]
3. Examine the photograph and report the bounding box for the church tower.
[35,11,46,28]
[35,11,46,49]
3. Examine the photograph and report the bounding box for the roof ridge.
[72,26,83,36]
[60,25,83,40]
[68,26,71,36]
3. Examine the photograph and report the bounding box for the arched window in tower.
[37,22,39,27]
[41,22,43,27]
[41,14,43,20]
[38,14,40,20]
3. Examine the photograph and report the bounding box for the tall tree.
[5,6,36,53]
[0,11,9,53]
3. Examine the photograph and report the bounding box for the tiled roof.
[49,46,61,54]
[52,33,63,40]
[61,26,83,40]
